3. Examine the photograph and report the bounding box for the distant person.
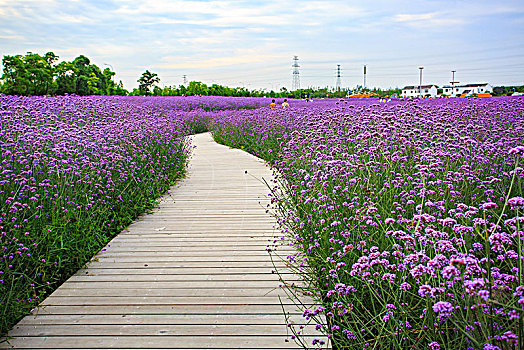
[270,99,277,109]
[282,99,289,108]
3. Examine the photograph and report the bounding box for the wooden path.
[1,133,327,349]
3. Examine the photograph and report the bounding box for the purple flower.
[418,284,432,297]
[400,282,412,291]
[509,146,524,155]
[385,217,395,225]
[432,301,454,321]
[482,202,497,210]
[507,196,524,210]
[441,265,460,279]
[427,341,441,350]
[477,290,490,301]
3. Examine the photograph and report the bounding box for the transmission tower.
[336,64,341,91]
[183,75,188,85]
[292,56,300,90]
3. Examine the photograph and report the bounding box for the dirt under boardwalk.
[1,132,328,349]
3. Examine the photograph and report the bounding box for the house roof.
[442,83,489,88]
[402,85,437,90]
[463,83,489,87]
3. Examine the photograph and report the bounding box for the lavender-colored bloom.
[482,202,497,210]
[400,282,412,291]
[385,217,395,225]
[477,290,490,301]
[507,196,524,210]
[427,341,441,350]
[508,146,524,155]
[441,265,461,279]
[432,301,454,321]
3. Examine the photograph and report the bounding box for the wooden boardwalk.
[1,133,327,349]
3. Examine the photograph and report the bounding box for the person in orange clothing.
[270,99,277,109]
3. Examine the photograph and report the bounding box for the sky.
[1,0,524,91]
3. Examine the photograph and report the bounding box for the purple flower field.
[1,94,523,349]
[209,97,524,349]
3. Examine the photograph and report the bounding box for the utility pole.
[183,75,188,85]
[363,65,367,90]
[336,64,341,92]
[450,70,459,97]
[292,56,300,91]
[419,67,424,97]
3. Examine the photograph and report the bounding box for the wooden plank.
[121,228,277,232]
[8,324,304,336]
[74,268,295,275]
[28,304,304,315]
[17,314,306,326]
[94,251,286,261]
[109,237,281,242]
[91,255,291,262]
[103,242,279,247]
[59,281,302,289]
[93,248,294,253]
[40,296,298,306]
[49,288,292,298]
[68,274,298,282]
[84,262,289,269]
[115,234,282,238]
[0,336,322,349]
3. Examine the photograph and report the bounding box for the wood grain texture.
[1,133,327,349]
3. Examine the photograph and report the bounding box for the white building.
[401,85,438,98]
[442,83,493,96]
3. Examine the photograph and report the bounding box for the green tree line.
[492,85,524,96]
[0,52,127,96]
[133,79,282,97]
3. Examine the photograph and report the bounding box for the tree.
[152,85,162,96]
[55,61,76,94]
[102,68,116,94]
[113,80,128,96]
[1,55,29,95]
[87,72,100,95]
[138,70,160,95]
[0,52,58,95]
[186,81,208,96]
[23,52,57,95]
[72,55,91,95]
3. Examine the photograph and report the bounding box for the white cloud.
[393,12,464,26]
[0,34,26,40]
